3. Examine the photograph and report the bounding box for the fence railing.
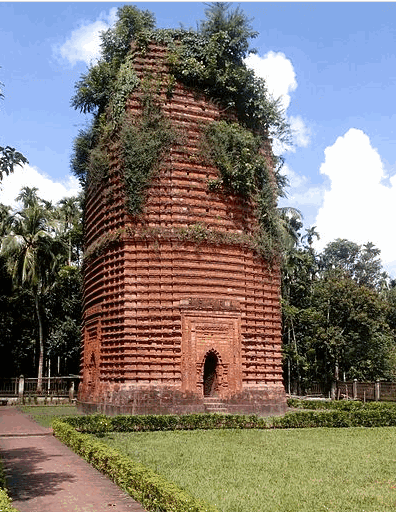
[304,382,327,397]
[335,380,396,402]
[0,378,19,397]
[291,380,396,401]
[0,376,80,401]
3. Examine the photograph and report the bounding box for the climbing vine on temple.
[70,3,290,258]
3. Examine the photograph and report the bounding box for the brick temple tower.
[78,44,287,415]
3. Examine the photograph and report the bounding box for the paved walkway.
[0,407,146,512]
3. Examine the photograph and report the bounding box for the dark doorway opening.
[203,352,218,396]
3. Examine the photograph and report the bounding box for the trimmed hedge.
[287,398,396,411]
[0,461,18,512]
[62,413,270,434]
[52,419,220,512]
[58,405,396,435]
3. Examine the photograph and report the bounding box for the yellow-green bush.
[0,462,18,512]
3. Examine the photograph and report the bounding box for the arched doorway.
[203,352,218,396]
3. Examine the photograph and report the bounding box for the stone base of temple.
[77,384,287,416]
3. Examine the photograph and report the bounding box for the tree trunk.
[35,293,44,393]
[291,318,301,395]
[68,232,72,266]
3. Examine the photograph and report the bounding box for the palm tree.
[16,186,40,209]
[1,200,66,391]
[55,195,83,266]
[277,206,303,254]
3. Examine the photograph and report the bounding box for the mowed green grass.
[99,427,396,512]
[18,404,83,427]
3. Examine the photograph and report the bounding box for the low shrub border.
[0,460,18,512]
[52,419,220,512]
[287,398,396,411]
[53,404,396,512]
[61,412,271,434]
[57,405,396,434]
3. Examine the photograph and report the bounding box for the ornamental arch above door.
[180,301,243,398]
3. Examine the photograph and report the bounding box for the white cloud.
[245,51,296,111]
[0,164,81,210]
[282,166,324,208]
[289,116,311,149]
[56,8,117,66]
[315,128,396,265]
[245,51,310,152]
[282,164,306,189]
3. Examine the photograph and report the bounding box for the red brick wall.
[78,44,287,415]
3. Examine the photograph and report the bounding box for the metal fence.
[304,382,327,397]
[0,378,19,396]
[0,376,80,401]
[336,380,396,402]
[291,380,396,402]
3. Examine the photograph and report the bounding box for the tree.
[0,146,28,180]
[0,189,83,379]
[55,195,83,266]
[44,265,82,375]
[16,186,40,208]
[1,200,66,390]
[199,2,258,63]
[281,230,396,393]
[71,6,155,116]
[302,272,395,384]
[319,238,388,290]
[281,222,318,394]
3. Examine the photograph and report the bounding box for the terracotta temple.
[78,45,287,415]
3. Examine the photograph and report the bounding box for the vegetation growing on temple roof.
[70,2,291,258]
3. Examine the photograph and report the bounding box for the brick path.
[0,407,146,512]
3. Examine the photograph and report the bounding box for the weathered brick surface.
[79,44,287,415]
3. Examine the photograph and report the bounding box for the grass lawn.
[98,427,396,512]
[18,404,83,427]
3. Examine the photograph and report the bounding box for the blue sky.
[1,2,396,275]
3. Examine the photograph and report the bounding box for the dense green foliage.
[0,145,28,180]
[71,4,288,138]
[282,227,396,394]
[120,94,177,215]
[203,120,285,255]
[71,3,289,257]
[0,488,18,512]
[57,412,269,433]
[0,188,83,380]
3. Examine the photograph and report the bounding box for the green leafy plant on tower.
[70,3,291,261]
